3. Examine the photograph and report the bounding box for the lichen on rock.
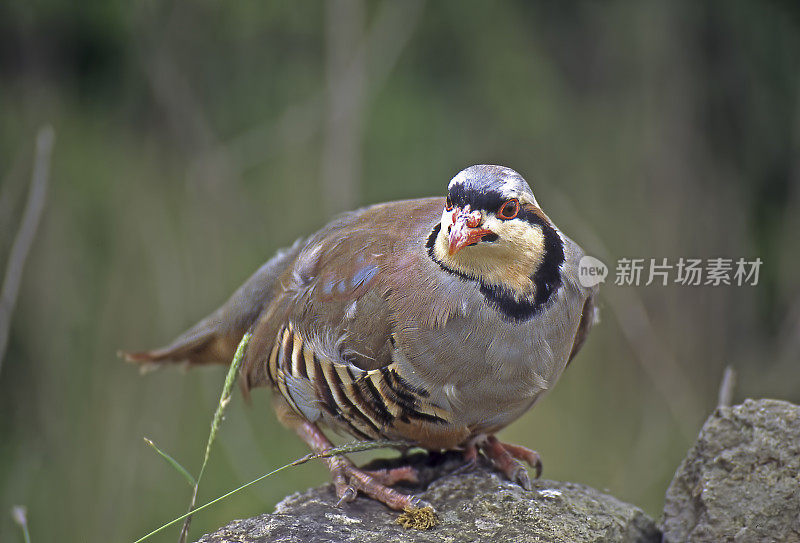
[662,399,800,542]
[196,452,660,543]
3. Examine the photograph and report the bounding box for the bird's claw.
[501,441,543,478]
[511,465,532,491]
[407,495,435,512]
[478,435,543,490]
[335,486,358,507]
[531,456,543,479]
[452,458,478,476]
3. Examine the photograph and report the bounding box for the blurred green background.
[1,1,799,541]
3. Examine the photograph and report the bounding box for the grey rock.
[662,398,800,543]
[196,452,660,543]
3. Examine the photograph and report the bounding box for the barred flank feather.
[267,323,451,442]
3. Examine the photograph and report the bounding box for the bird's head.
[430,165,560,296]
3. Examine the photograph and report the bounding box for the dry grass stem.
[0,125,53,375]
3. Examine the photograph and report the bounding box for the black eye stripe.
[448,185,532,224]
[448,184,505,212]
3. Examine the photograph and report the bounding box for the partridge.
[126,165,597,511]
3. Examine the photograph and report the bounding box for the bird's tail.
[121,311,244,368]
[121,238,304,369]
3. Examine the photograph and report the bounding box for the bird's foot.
[294,420,429,511]
[453,440,481,475]
[467,435,542,490]
[327,454,430,511]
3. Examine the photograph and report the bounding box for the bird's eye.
[498,199,519,220]
[445,196,454,211]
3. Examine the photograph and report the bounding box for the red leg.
[470,434,543,490]
[462,440,480,465]
[497,440,542,478]
[363,465,420,486]
[294,420,429,511]
[453,436,481,477]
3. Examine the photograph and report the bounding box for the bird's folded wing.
[242,197,448,383]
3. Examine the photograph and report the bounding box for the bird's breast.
[392,281,587,433]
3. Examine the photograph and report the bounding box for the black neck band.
[425,219,565,321]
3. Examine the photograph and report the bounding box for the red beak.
[448,208,492,255]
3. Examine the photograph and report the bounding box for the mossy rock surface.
[196,452,660,543]
[662,399,800,543]
[196,399,800,542]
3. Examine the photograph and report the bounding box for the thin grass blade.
[178,331,251,543]
[133,438,409,543]
[143,437,197,487]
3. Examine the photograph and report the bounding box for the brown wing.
[567,294,596,366]
[241,197,446,385]
[239,198,462,440]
